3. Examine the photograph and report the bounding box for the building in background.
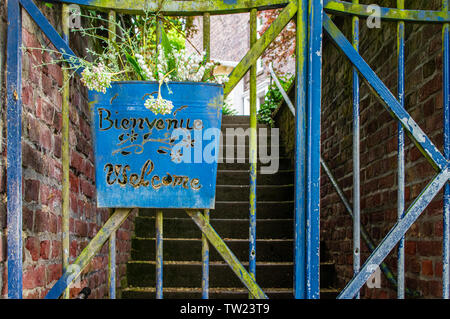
[187,12,294,115]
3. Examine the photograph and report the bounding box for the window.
[256,16,264,74]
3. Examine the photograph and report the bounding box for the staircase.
[122,116,339,299]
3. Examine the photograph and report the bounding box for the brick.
[24,179,40,203]
[416,241,442,257]
[25,237,40,262]
[47,63,63,87]
[51,240,61,259]
[70,151,84,174]
[22,84,34,110]
[40,240,50,260]
[75,220,88,237]
[70,240,78,258]
[48,213,58,234]
[39,183,52,207]
[421,259,434,276]
[23,206,34,232]
[34,210,48,233]
[41,73,54,97]
[23,265,46,290]
[39,124,53,151]
[419,73,441,102]
[69,172,79,193]
[36,99,54,127]
[0,234,4,263]
[70,193,78,216]
[25,114,39,145]
[47,263,62,284]
[80,178,95,199]
[48,158,62,181]
[405,241,417,256]
[54,135,62,158]
[22,142,45,175]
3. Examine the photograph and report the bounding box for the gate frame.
[4,0,450,299]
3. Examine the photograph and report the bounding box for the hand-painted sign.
[89,81,223,209]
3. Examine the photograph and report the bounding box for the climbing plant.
[257,73,293,126]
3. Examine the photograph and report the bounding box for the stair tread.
[136,216,294,221]
[123,287,293,293]
[128,260,294,266]
[128,260,333,266]
[217,169,294,172]
[215,200,294,204]
[125,142,338,299]
[133,237,294,242]
[217,184,294,187]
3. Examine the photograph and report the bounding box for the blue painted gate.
[4,0,450,299]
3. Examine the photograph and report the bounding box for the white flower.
[80,63,112,93]
[144,95,174,115]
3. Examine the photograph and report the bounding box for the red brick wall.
[0,3,136,299]
[275,0,447,298]
[322,0,446,298]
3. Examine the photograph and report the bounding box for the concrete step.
[123,138,340,299]
[222,116,251,124]
[219,133,279,145]
[217,147,285,162]
[218,142,284,150]
[122,287,295,299]
[122,287,340,299]
[220,123,269,132]
[215,185,293,201]
[126,261,336,289]
[131,238,293,262]
[217,158,292,170]
[216,170,294,185]
[134,217,294,239]
[122,286,340,299]
[127,261,294,288]
[139,201,294,219]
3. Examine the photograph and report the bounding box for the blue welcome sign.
[89,81,223,209]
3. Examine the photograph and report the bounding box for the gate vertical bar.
[443,0,450,299]
[397,0,406,299]
[61,4,71,300]
[305,0,323,299]
[155,210,163,299]
[6,0,23,299]
[351,0,361,300]
[201,209,210,298]
[155,17,164,300]
[107,10,117,299]
[108,211,116,298]
[294,0,308,299]
[202,12,211,299]
[249,7,258,294]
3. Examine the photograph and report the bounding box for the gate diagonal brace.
[323,13,448,172]
[186,209,268,299]
[338,167,450,298]
[45,208,133,299]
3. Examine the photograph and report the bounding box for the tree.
[258,9,296,72]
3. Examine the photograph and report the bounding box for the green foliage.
[222,101,238,116]
[257,73,293,126]
[125,52,145,80]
